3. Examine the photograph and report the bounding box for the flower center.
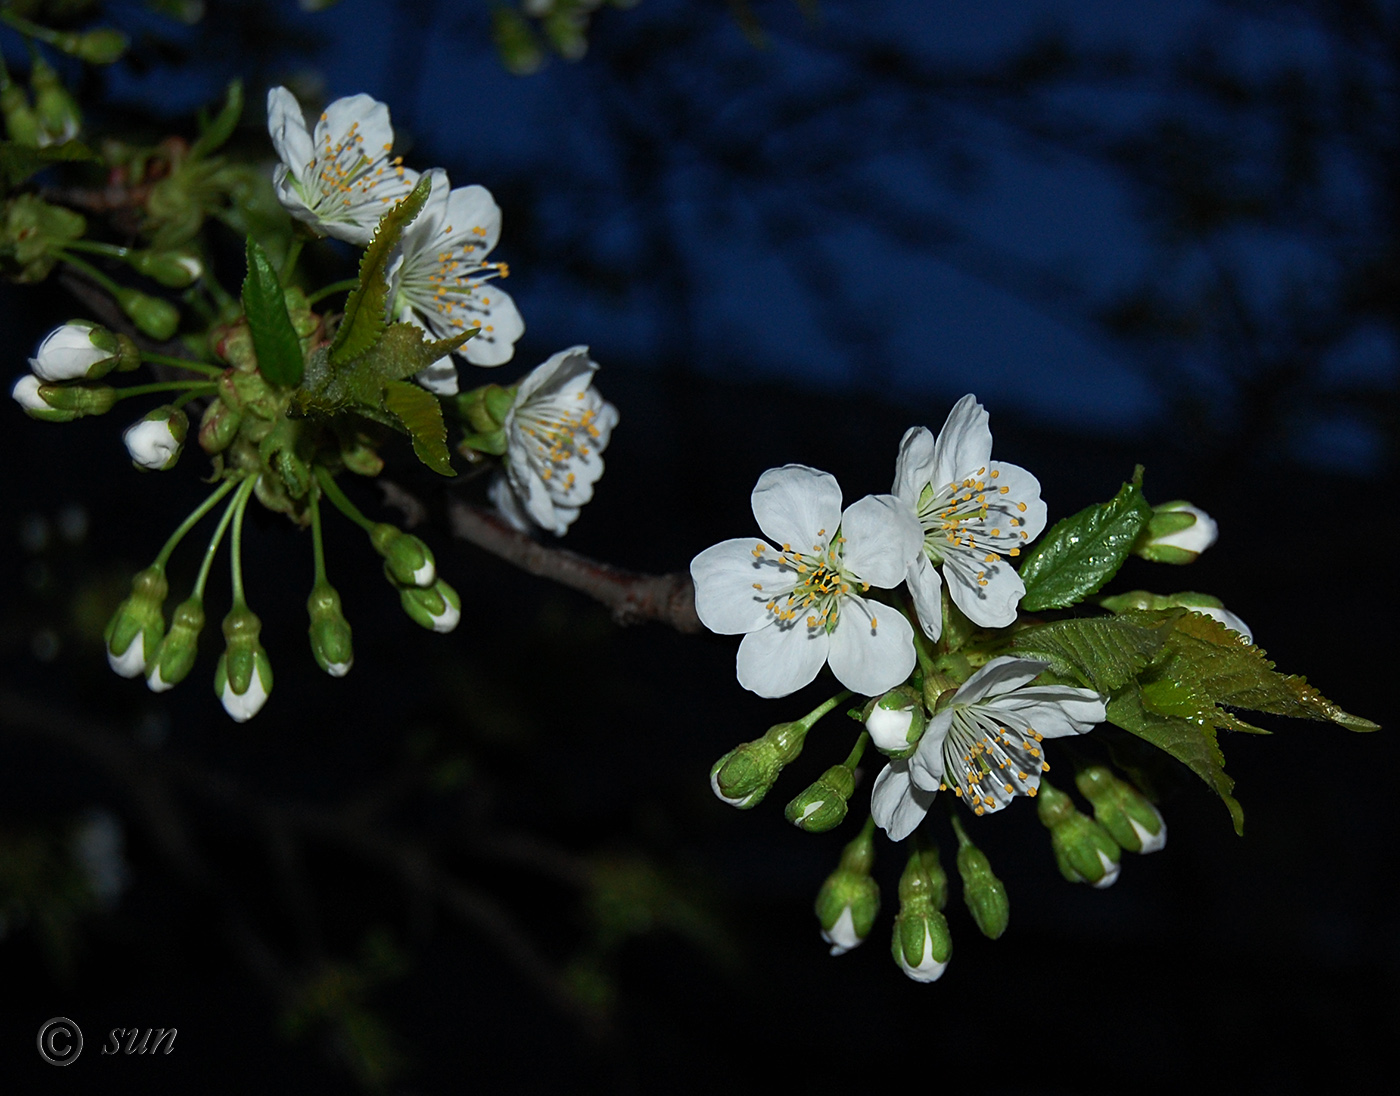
[517,395,603,493]
[306,120,405,215]
[748,536,873,635]
[939,704,1051,816]
[916,466,1030,583]
[397,223,510,335]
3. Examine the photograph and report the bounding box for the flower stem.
[64,239,131,260]
[309,484,328,586]
[798,689,855,732]
[228,475,259,606]
[58,252,123,297]
[114,381,218,400]
[280,237,304,281]
[192,477,252,599]
[153,477,238,570]
[909,611,938,679]
[0,10,65,44]
[141,352,223,378]
[948,808,973,849]
[305,278,359,306]
[842,731,870,770]
[314,465,375,533]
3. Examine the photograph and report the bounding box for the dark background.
[1,1,1394,1091]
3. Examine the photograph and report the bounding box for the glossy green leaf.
[383,379,454,477]
[328,175,433,367]
[241,237,304,387]
[1019,471,1152,612]
[1007,612,1173,693]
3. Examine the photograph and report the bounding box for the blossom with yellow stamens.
[266,87,418,245]
[387,168,524,394]
[871,656,1104,840]
[489,347,618,536]
[892,394,1047,640]
[690,464,923,699]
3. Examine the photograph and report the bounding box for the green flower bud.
[27,321,135,381]
[198,398,241,454]
[454,383,514,455]
[2,82,40,146]
[73,28,131,65]
[104,566,168,678]
[815,821,880,955]
[1074,766,1166,855]
[1132,501,1217,564]
[307,582,353,677]
[32,380,117,418]
[864,685,927,759]
[890,846,952,982]
[710,719,809,809]
[339,434,384,477]
[397,577,461,634]
[114,288,180,340]
[146,595,204,691]
[784,762,856,832]
[1036,781,1122,888]
[29,57,81,145]
[215,604,272,722]
[956,842,1009,940]
[127,249,203,288]
[371,523,436,587]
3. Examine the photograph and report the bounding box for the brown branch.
[446,498,702,633]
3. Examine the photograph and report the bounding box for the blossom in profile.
[871,656,1105,840]
[893,395,1046,640]
[690,464,922,699]
[267,86,417,245]
[388,168,524,395]
[490,347,618,537]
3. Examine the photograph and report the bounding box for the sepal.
[1036,781,1122,888]
[1074,766,1166,854]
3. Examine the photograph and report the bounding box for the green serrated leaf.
[0,138,100,187]
[1007,612,1173,692]
[302,323,470,412]
[1162,611,1378,732]
[1019,476,1153,612]
[188,80,243,162]
[1107,687,1244,835]
[241,237,304,387]
[329,175,433,366]
[383,379,455,477]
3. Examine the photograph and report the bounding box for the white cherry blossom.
[267,87,417,245]
[690,464,923,699]
[893,395,1047,641]
[30,322,114,382]
[387,168,523,395]
[871,656,1104,840]
[491,347,618,536]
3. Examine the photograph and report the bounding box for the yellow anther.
[1017,502,1027,512]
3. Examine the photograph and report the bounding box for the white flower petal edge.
[31,322,110,381]
[868,657,1104,837]
[1153,503,1218,554]
[221,670,269,722]
[897,923,950,983]
[691,465,922,699]
[106,631,146,678]
[267,86,417,245]
[388,169,524,393]
[497,347,618,537]
[893,395,1046,641]
[1192,605,1253,645]
[11,373,46,411]
[821,905,862,956]
[123,418,180,470]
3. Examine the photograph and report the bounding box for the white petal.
[514,346,591,405]
[488,474,535,533]
[952,656,1049,706]
[750,465,842,550]
[106,632,145,678]
[822,905,862,956]
[458,290,524,366]
[892,425,936,502]
[443,183,502,253]
[266,86,314,186]
[414,355,459,396]
[1130,813,1167,854]
[146,664,174,692]
[221,672,269,722]
[866,705,914,753]
[930,395,993,490]
[897,925,950,983]
[11,373,46,411]
[986,460,1047,543]
[826,596,915,697]
[325,660,352,678]
[317,93,394,166]
[736,620,828,699]
[909,709,953,791]
[993,685,1106,737]
[1091,849,1121,889]
[905,552,944,641]
[871,761,936,841]
[839,493,923,589]
[1154,504,1218,553]
[123,418,180,470]
[943,546,1025,628]
[690,538,783,635]
[429,601,460,633]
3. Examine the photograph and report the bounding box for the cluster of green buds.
[1033,775,1164,888]
[0,8,127,149]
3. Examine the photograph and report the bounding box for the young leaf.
[1107,687,1244,835]
[241,237,305,387]
[1007,612,1173,693]
[383,380,455,477]
[328,174,433,367]
[1019,471,1152,612]
[300,323,471,412]
[188,79,243,162]
[1161,611,1378,732]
